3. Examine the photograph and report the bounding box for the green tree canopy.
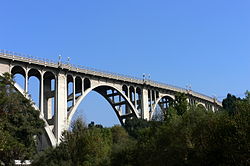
[0,72,44,165]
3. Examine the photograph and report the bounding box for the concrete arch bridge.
[0,50,221,148]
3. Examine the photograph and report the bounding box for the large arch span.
[67,84,139,129]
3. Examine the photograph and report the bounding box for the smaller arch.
[152,90,155,103]
[151,94,175,119]
[43,71,56,120]
[28,68,41,80]
[75,76,82,96]
[67,74,73,83]
[122,85,128,97]
[84,78,91,91]
[156,91,159,98]
[67,75,74,109]
[11,65,26,77]
[196,102,206,110]
[67,75,74,94]
[135,87,142,114]
[11,66,26,89]
[44,71,56,80]
[129,86,135,103]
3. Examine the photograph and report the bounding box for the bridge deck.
[0,50,221,106]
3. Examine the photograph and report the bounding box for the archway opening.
[67,75,73,109]
[197,103,206,110]
[135,88,142,115]
[71,91,121,127]
[75,76,82,98]
[69,85,136,128]
[84,78,91,91]
[151,96,174,121]
[44,71,56,120]
[28,76,40,107]
[28,69,41,108]
[11,66,25,90]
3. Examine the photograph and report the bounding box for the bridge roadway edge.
[0,51,222,107]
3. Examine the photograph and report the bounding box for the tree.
[110,125,137,166]
[33,118,112,166]
[222,93,242,115]
[172,92,188,116]
[0,72,44,165]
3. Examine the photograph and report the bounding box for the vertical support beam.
[142,88,149,120]
[154,90,157,104]
[39,72,44,117]
[118,95,122,115]
[73,76,76,106]
[126,86,131,114]
[128,86,131,101]
[55,72,67,143]
[134,87,137,110]
[25,70,28,93]
[150,90,153,112]
[82,77,84,94]
[44,78,52,120]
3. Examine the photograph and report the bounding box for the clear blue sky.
[1,0,249,126]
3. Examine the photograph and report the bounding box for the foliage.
[33,118,112,166]
[0,72,45,165]
[222,93,242,115]
[1,75,249,166]
[172,92,188,116]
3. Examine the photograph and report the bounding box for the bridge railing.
[0,49,220,104]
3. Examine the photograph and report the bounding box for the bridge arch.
[122,85,128,97]
[11,65,26,77]
[75,76,82,96]
[151,94,175,119]
[43,71,56,120]
[196,102,206,110]
[28,68,41,79]
[84,77,91,91]
[11,65,26,89]
[67,84,138,129]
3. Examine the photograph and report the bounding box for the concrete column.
[142,88,149,120]
[44,78,53,120]
[154,90,157,104]
[128,86,131,101]
[24,71,28,93]
[150,90,153,112]
[55,72,67,143]
[134,87,137,110]
[39,72,44,117]
[126,86,131,114]
[73,76,76,106]
[82,77,84,94]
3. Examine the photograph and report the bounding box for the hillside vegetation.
[0,73,249,166]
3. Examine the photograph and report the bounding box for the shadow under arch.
[11,65,26,77]
[151,94,175,120]
[67,84,138,129]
